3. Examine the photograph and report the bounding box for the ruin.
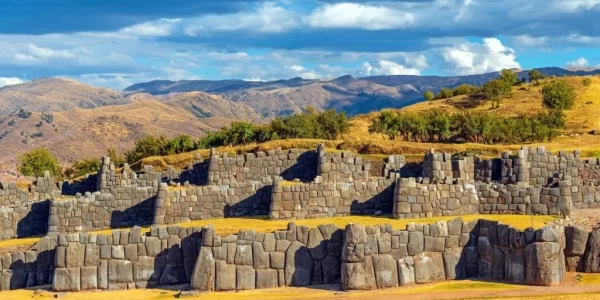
[1,144,600,292]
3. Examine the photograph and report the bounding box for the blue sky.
[0,0,599,89]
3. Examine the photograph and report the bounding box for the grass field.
[5,275,600,300]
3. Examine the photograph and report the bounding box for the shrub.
[541,80,576,110]
[8,119,15,126]
[18,147,61,178]
[107,148,125,167]
[500,69,519,86]
[482,79,512,107]
[64,158,100,179]
[583,78,592,86]
[423,90,434,102]
[17,109,31,119]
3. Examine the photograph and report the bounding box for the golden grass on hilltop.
[140,76,600,170]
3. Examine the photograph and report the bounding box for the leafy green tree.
[107,148,125,167]
[541,80,576,110]
[64,158,100,179]
[125,135,169,163]
[224,122,256,145]
[165,135,195,155]
[423,90,435,102]
[500,69,519,86]
[528,69,542,83]
[482,79,512,108]
[452,84,479,96]
[317,109,350,139]
[18,147,61,178]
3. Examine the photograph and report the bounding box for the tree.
[482,79,512,108]
[500,69,519,86]
[18,147,61,178]
[224,122,256,145]
[423,90,434,102]
[528,69,542,83]
[541,80,576,110]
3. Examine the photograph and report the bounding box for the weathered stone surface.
[565,226,588,256]
[252,242,269,269]
[133,256,156,282]
[372,254,398,288]
[584,228,600,273]
[191,247,215,291]
[447,218,463,236]
[505,248,525,284]
[256,269,278,289]
[215,261,236,291]
[98,260,108,289]
[408,232,424,256]
[307,228,327,260]
[80,266,98,290]
[526,242,564,286]
[414,252,445,284]
[53,267,80,291]
[236,265,256,290]
[66,244,84,268]
[491,248,505,281]
[341,257,376,290]
[398,257,415,286]
[536,226,559,243]
[322,255,341,284]
[285,241,313,286]
[160,264,184,285]
[442,248,466,280]
[234,245,253,266]
[108,260,133,283]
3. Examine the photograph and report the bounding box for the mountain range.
[0,66,598,166]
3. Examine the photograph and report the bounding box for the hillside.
[0,98,252,167]
[125,68,600,118]
[0,78,129,115]
[139,75,600,170]
[164,91,264,123]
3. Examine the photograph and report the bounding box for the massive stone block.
[191,247,215,291]
[414,252,445,284]
[285,241,313,286]
[525,242,564,286]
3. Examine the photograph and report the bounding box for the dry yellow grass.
[140,76,600,170]
[0,215,557,250]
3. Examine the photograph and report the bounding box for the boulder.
[505,248,525,284]
[414,252,445,284]
[215,261,236,291]
[285,241,313,286]
[236,265,255,290]
[397,257,415,286]
[565,226,588,256]
[442,248,467,280]
[256,269,278,289]
[526,242,564,286]
[80,266,98,290]
[53,268,81,291]
[191,247,215,291]
[341,257,376,290]
[371,254,398,288]
[584,228,600,273]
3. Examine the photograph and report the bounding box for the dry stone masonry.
[3,144,600,292]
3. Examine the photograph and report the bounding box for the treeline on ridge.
[368,109,565,144]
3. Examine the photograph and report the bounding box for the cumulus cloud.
[305,3,414,30]
[441,38,520,75]
[358,60,421,76]
[0,77,25,88]
[184,2,299,35]
[566,57,589,67]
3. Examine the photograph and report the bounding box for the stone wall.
[317,145,370,182]
[154,181,271,225]
[208,148,317,185]
[0,173,60,241]
[51,225,203,291]
[189,223,343,291]
[0,236,57,291]
[269,177,395,220]
[393,178,573,219]
[48,183,159,234]
[340,219,565,289]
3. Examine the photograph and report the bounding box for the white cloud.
[566,57,589,67]
[184,2,299,35]
[441,38,520,75]
[358,60,421,76]
[305,3,414,30]
[0,77,25,88]
[119,19,180,36]
[512,35,549,47]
